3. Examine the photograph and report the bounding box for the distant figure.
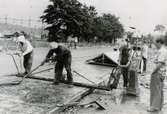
[142,41,148,73]
[67,35,73,48]
[148,38,167,112]
[67,35,78,49]
[94,36,98,44]
[15,32,33,75]
[74,36,78,49]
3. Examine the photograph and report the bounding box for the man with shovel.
[15,32,34,75]
[41,41,73,85]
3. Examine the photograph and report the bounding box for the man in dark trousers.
[118,39,130,87]
[42,42,73,85]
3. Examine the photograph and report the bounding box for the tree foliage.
[41,0,124,42]
[93,14,124,42]
[154,24,165,33]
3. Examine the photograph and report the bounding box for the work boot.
[68,84,73,88]
[67,79,73,88]
[52,80,60,85]
[24,72,28,75]
[123,84,128,87]
[52,82,59,85]
[147,107,159,112]
[60,75,66,82]
[110,84,117,89]
[67,80,73,85]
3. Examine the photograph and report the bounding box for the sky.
[0,0,167,34]
[0,0,49,19]
[79,0,167,34]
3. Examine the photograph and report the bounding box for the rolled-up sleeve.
[22,40,33,56]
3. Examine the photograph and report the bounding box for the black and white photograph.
[0,0,166,114]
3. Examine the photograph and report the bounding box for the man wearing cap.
[42,42,73,85]
[16,33,33,75]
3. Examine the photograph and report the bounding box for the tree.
[126,31,133,42]
[78,5,98,42]
[154,24,165,34]
[41,0,124,43]
[41,0,96,42]
[93,14,124,43]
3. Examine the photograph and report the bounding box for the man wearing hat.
[16,32,33,75]
[41,42,73,85]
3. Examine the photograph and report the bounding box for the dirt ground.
[0,45,114,114]
[1,44,166,114]
[60,47,167,114]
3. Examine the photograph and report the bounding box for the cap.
[49,42,58,49]
[16,36,26,43]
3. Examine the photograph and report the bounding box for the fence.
[0,16,44,28]
[0,16,47,38]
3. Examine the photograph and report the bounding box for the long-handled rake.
[7,53,20,74]
[0,63,43,86]
[12,63,43,85]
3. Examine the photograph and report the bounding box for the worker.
[118,39,131,87]
[148,38,167,112]
[126,46,141,96]
[41,42,73,85]
[74,36,78,49]
[109,39,131,89]
[15,32,33,75]
[119,45,141,96]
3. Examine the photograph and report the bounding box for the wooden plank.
[45,77,109,114]
[16,75,110,91]
[45,89,93,114]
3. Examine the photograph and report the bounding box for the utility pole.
[12,18,15,25]
[5,15,8,24]
[28,17,31,28]
[28,17,32,37]
[20,17,23,26]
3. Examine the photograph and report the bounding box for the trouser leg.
[150,73,164,110]
[143,57,147,72]
[54,62,63,84]
[122,68,128,87]
[64,54,73,83]
[23,51,33,74]
[110,70,121,89]
[74,42,77,49]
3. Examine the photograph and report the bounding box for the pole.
[6,53,20,74]
[15,75,110,91]
[72,70,97,85]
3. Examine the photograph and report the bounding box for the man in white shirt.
[16,33,33,75]
[148,38,167,112]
